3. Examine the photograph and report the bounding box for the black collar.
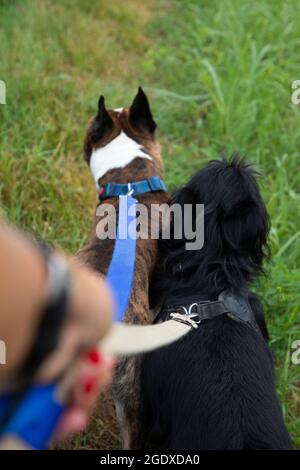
[159,290,261,335]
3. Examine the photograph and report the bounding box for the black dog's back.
[141,157,292,449]
[142,314,291,449]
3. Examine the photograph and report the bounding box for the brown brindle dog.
[77,88,168,449]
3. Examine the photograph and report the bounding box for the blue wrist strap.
[1,384,64,449]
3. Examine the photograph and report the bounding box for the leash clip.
[126,183,134,196]
[170,312,199,329]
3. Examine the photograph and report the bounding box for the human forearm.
[0,221,48,382]
[0,220,114,385]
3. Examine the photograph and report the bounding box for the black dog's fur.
[141,157,292,449]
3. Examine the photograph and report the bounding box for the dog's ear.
[222,202,268,255]
[92,95,113,141]
[129,87,156,133]
[219,170,269,268]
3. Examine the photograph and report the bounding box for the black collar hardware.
[163,290,261,335]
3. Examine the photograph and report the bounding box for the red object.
[84,377,97,394]
[86,349,102,365]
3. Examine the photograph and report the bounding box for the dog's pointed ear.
[129,87,156,133]
[91,95,113,142]
[95,95,113,131]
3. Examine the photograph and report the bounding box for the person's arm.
[0,218,112,382]
[0,221,113,385]
[0,221,49,382]
[0,220,115,445]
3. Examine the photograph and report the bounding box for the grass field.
[0,0,299,448]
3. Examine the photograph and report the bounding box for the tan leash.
[100,313,199,356]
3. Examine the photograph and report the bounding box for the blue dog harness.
[0,176,166,449]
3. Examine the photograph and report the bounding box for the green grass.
[0,0,299,448]
[0,0,153,251]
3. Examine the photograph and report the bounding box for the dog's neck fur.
[90,131,152,186]
[151,246,250,307]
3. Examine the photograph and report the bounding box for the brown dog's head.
[84,87,163,185]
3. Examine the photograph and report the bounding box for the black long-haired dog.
[141,156,292,449]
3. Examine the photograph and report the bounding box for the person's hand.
[0,223,114,384]
[35,260,116,438]
[0,221,116,439]
[54,349,115,438]
[36,259,115,384]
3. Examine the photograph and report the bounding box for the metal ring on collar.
[170,303,201,324]
[127,183,134,196]
[188,302,200,318]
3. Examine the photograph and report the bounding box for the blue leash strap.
[106,194,137,322]
[0,195,137,448]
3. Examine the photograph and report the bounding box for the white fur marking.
[90,131,152,185]
[114,107,123,113]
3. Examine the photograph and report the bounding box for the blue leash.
[0,194,137,449]
[106,194,137,322]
